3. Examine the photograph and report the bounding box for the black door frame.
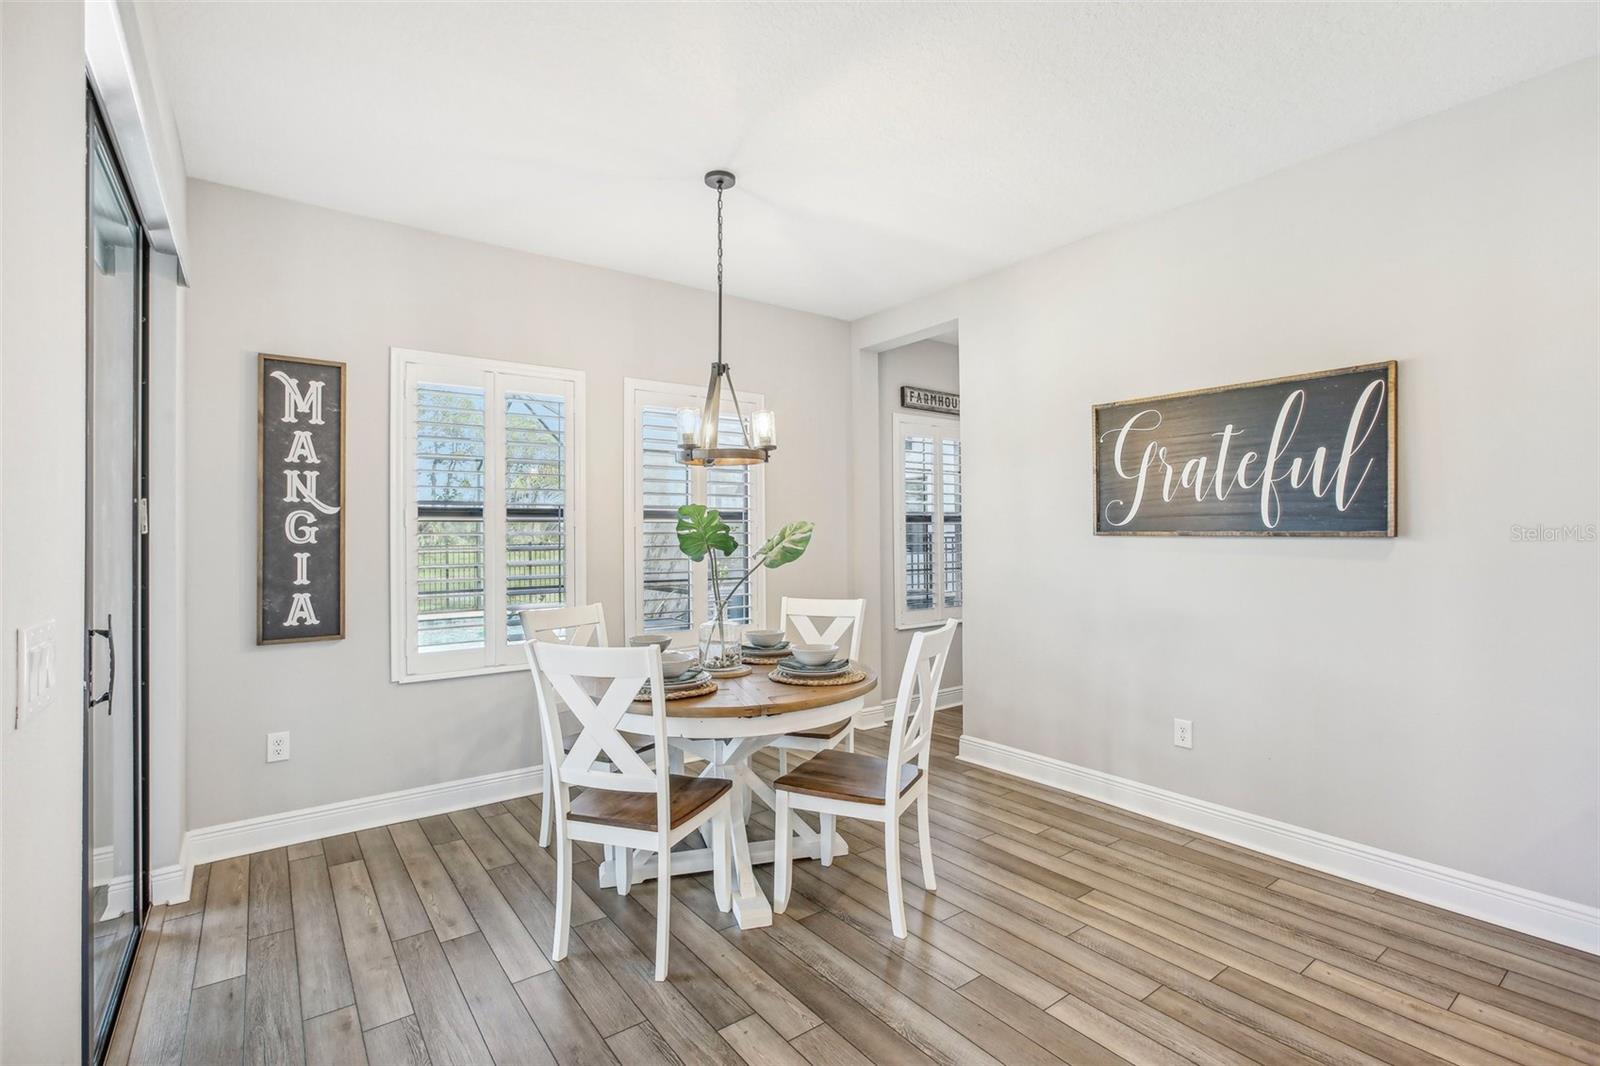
[82,84,152,1066]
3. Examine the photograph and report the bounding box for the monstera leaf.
[758,521,814,569]
[675,504,738,561]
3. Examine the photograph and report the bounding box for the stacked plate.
[741,639,790,656]
[773,656,851,679]
[641,667,712,696]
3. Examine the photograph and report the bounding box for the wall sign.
[259,354,346,642]
[1093,361,1396,536]
[901,385,960,416]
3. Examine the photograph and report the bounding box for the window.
[391,348,585,681]
[894,412,961,629]
[625,379,766,642]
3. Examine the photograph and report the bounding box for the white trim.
[390,347,587,683]
[184,765,544,867]
[856,685,963,729]
[958,734,1600,953]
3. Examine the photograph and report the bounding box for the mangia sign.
[259,354,346,642]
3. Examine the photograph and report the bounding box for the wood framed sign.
[901,385,960,416]
[1093,361,1396,536]
[258,353,346,642]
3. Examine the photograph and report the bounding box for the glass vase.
[697,605,744,673]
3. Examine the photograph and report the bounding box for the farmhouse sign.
[1092,361,1396,536]
[901,385,960,416]
[259,354,346,642]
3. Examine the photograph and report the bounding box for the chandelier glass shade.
[675,169,776,467]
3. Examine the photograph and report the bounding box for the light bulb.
[675,407,699,447]
[752,409,777,448]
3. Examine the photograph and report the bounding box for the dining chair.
[771,618,957,939]
[527,640,733,980]
[518,604,654,849]
[769,597,867,774]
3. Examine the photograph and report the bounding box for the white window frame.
[894,411,962,630]
[390,347,587,682]
[623,378,767,646]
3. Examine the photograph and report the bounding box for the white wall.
[183,180,853,829]
[0,2,87,1060]
[853,60,1599,910]
[876,339,963,700]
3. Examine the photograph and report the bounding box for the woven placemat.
[740,649,789,663]
[768,666,868,687]
[634,679,718,702]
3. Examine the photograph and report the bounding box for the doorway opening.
[878,331,963,705]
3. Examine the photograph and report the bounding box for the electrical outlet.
[1173,718,1193,749]
[267,731,291,763]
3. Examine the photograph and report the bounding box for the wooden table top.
[660,664,878,719]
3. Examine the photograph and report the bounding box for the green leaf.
[676,504,738,561]
[758,520,814,569]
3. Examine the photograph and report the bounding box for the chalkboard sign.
[258,354,346,642]
[1093,361,1396,536]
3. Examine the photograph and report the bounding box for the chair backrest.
[780,597,866,660]
[518,602,609,649]
[527,641,671,835]
[885,619,958,789]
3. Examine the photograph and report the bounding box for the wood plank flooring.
[110,709,1600,1065]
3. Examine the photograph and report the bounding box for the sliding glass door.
[85,92,150,1064]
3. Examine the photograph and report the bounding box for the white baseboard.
[151,861,191,907]
[183,765,544,873]
[856,685,963,729]
[959,734,1600,954]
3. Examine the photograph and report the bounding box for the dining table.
[603,664,879,929]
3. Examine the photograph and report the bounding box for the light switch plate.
[16,621,58,728]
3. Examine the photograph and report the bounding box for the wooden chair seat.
[774,748,921,805]
[568,774,732,831]
[783,718,850,742]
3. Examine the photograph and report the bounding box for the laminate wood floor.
[109,709,1600,1065]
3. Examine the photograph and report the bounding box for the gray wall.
[0,1,88,1058]
[852,59,1599,906]
[877,339,963,701]
[183,180,854,828]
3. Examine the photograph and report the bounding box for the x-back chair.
[772,618,957,938]
[527,640,733,980]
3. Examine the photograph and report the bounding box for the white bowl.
[745,629,785,648]
[628,634,672,651]
[659,650,699,679]
[791,643,839,667]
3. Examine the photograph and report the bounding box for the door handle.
[88,614,115,714]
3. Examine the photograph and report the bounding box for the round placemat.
[634,679,718,702]
[740,650,788,664]
[768,666,868,687]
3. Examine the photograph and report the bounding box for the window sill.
[392,661,528,685]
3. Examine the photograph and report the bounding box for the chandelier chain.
[716,185,724,368]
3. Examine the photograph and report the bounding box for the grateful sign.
[1092,362,1396,536]
[258,354,346,642]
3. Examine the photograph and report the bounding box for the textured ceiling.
[151,2,1596,320]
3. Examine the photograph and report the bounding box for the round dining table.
[605,665,878,929]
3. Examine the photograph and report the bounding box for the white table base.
[600,697,862,929]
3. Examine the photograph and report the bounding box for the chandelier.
[675,170,777,466]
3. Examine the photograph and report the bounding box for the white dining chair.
[769,597,867,773]
[518,604,653,848]
[771,618,957,938]
[527,640,733,980]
